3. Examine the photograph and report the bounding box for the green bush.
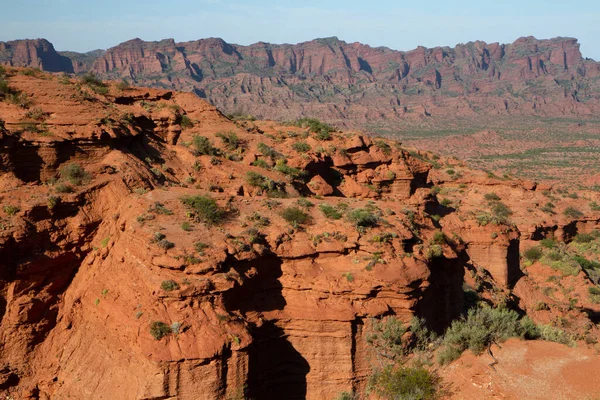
[59,163,89,185]
[292,141,311,153]
[540,238,556,249]
[292,117,335,136]
[368,365,440,400]
[216,131,240,150]
[3,205,20,216]
[374,140,392,155]
[564,206,584,219]
[366,316,406,360]
[257,142,281,159]
[491,201,512,221]
[192,135,218,156]
[347,208,378,228]
[484,192,501,201]
[81,72,108,95]
[55,183,74,193]
[274,159,308,180]
[319,204,343,220]
[251,159,269,169]
[161,280,180,291]
[281,206,309,226]
[573,232,597,243]
[150,321,172,340]
[181,195,225,225]
[178,114,194,129]
[116,79,130,91]
[246,171,270,189]
[438,306,525,365]
[523,246,543,262]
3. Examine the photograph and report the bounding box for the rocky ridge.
[0,68,599,399]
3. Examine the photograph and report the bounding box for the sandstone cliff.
[1,68,600,399]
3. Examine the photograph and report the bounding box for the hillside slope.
[1,68,600,399]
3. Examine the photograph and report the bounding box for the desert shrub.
[347,208,378,228]
[192,135,218,156]
[181,221,192,231]
[251,159,269,169]
[439,198,452,207]
[523,246,543,262]
[366,316,406,361]
[573,232,597,243]
[319,204,343,220]
[374,140,392,155]
[537,324,573,345]
[484,192,501,201]
[274,159,308,180]
[292,141,311,153]
[47,195,60,209]
[148,202,173,215]
[246,171,270,189]
[590,201,600,211]
[161,280,180,291]
[588,286,600,303]
[257,142,281,159]
[491,201,512,221]
[292,117,335,136]
[367,365,440,400]
[81,72,104,86]
[431,231,446,245]
[540,238,556,249]
[438,306,525,365]
[181,195,225,225]
[296,198,314,209]
[564,206,584,219]
[24,107,46,121]
[178,114,194,129]
[426,244,443,259]
[216,131,240,150]
[194,242,210,254]
[116,79,130,90]
[281,206,309,226]
[149,321,172,340]
[3,205,20,216]
[59,163,89,185]
[55,183,74,193]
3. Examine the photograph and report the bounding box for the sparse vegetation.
[347,208,379,229]
[319,204,344,220]
[81,72,108,95]
[368,365,440,400]
[523,246,543,262]
[564,206,584,219]
[281,206,309,227]
[161,280,180,291]
[192,135,218,156]
[438,306,529,365]
[178,114,194,129]
[216,131,240,150]
[181,195,226,225]
[150,321,172,340]
[3,205,20,216]
[59,163,89,186]
[292,141,311,153]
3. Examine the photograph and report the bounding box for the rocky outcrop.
[1,69,600,399]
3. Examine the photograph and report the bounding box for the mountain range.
[2,36,600,131]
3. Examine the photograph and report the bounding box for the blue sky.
[1,0,599,59]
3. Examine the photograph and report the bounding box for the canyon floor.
[0,68,600,399]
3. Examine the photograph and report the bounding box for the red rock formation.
[1,69,600,399]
